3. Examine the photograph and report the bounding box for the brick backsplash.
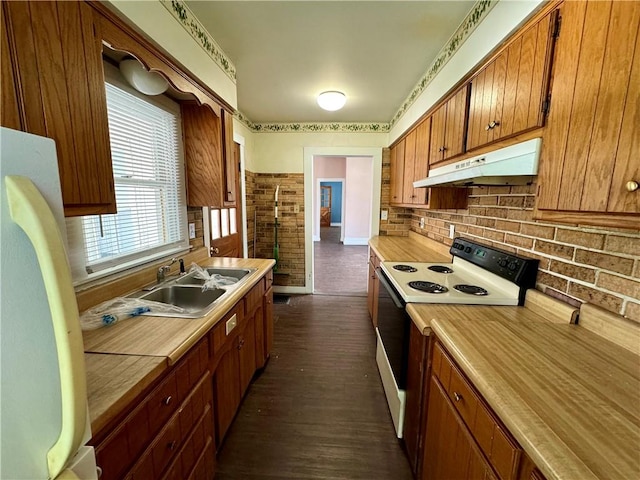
[379,149,640,322]
[245,171,305,287]
[187,206,204,250]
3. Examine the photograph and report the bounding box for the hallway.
[314,227,368,296]
[215,294,412,479]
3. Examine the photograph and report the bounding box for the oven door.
[375,267,411,438]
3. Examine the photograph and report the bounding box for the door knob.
[210,246,220,255]
[626,180,639,192]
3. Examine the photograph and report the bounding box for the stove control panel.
[451,237,539,288]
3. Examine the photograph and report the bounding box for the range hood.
[414,138,542,188]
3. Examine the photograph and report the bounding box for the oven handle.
[375,268,405,309]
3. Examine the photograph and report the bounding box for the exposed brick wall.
[405,184,640,322]
[245,171,305,287]
[187,207,204,249]
[245,170,257,259]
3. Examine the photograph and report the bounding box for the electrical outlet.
[420,217,425,229]
[225,314,237,335]
[293,204,300,213]
[188,223,196,239]
[380,210,388,220]
[449,224,455,239]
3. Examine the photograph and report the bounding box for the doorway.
[306,151,381,295]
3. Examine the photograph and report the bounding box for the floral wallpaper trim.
[390,0,497,128]
[235,112,390,134]
[160,0,237,83]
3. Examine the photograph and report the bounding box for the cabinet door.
[404,322,427,475]
[423,376,494,480]
[213,344,240,445]
[468,11,555,151]
[4,1,115,216]
[402,129,418,204]
[222,110,237,207]
[412,118,430,205]
[238,315,256,397]
[390,140,405,205]
[182,104,224,207]
[429,104,447,165]
[443,85,469,160]
[1,4,21,130]
[536,1,640,226]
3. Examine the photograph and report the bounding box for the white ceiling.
[184,1,476,123]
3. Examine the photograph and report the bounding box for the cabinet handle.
[626,180,639,192]
[485,120,500,130]
[167,440,177,451]
[163,395,172,406]
[453,392,463,402]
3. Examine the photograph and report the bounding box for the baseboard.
[273,285,310,294]
[330,222,342,227]
[343,237,369,246]
[313,235,320,242]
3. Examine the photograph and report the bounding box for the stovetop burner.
[428,265,454,274]
[454,284,489,296]
[393,264,418,273]
[408,281,449,294]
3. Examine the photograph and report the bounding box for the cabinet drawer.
[433,342,521,480]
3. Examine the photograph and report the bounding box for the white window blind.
[79,79,187,274]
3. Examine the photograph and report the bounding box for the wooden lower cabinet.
[417,337,545,480]
[95,339,211,480]
[95,270,276,479]
[404,322,428,475]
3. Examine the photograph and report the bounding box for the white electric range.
[374,237,539,438]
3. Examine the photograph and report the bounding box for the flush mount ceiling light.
[317,91,346,111]
[119,58,169,96]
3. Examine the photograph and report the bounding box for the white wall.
[106,0,237,108]
[343,157,372,245]
[389,0,545,143]
[253,132,389,173]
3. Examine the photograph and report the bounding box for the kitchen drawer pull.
[454,392,463,402]
[163,395,172,406]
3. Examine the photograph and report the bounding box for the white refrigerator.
[1,127,98,479]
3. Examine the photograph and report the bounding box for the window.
[71,71,188,277]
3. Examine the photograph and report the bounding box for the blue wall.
[321,181,342,224]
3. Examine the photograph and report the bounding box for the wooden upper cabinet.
[181,104,224,207]
[222,110,237,207]
[402,129,419,204]
[390,139,405,205]
[2,1,115,217]
[429,85,470,166]
[467,10,556,151]
[535,0,640,229]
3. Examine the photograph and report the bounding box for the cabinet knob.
[626,180,639,192]
[167,440,177,451]
[163,395,172,406]
[453,392,463,402]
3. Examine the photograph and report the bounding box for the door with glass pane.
[209,142,242,257]
[320,185,331,227]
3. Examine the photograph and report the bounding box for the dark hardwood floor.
[215,294,412,480]
[314,227,368,296]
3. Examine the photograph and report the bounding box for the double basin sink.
[130,267,255,318]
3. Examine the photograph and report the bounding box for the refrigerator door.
[1,128,94,479]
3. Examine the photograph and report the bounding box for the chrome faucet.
[157,257,177,284]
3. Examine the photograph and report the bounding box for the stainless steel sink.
[136,285,226,318]
[175,267,254,286]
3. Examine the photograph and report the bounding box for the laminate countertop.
[83,257,275,433]
[368,232,451,263]
[407,303,640,480]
